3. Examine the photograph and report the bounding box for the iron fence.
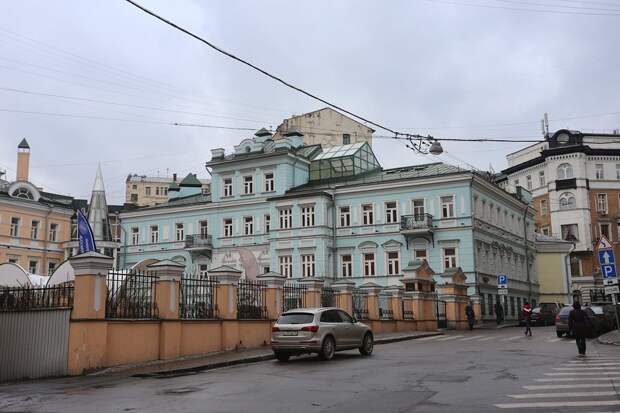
[106,270,158,319]
[352,288,368,320]
[379,294,393,320]
[0,285,74,312]
[282,282,307,313]
[180,277,219,319]
[403,310,414,320]
[237,279,267,319]
[321,286,335,307]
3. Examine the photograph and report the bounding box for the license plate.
[281,331,298,336]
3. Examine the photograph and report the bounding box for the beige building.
[0,139,73,275]
[535,233,574,304]
[125,173,210,206]
[272,107,374,147]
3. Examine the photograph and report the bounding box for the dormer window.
[12,187,34,199]
[8,181,40,202]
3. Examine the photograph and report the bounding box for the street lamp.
[405,135,444,156]
[429,140,444,156]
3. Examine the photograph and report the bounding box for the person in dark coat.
[465,302,476,331]
[522,301,532,336]
[494,301,504,325]
[568,301,592,356]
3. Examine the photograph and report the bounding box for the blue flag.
[77,209,97,254]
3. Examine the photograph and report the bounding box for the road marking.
[535,377,620,382]
[545,372,618,376]
[553,367,617,371]
[495,400,620,409]
[566,362,620,367]
[508,391,618,399]
[477,336,496,341]
[546,338,562,343]
[459,335,483,341]
[415,335,442,341]
[524,383,620,390]
[436,335,464,341]
[499,336,523,342]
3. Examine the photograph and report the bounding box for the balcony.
[185,234,213,252]
[400,214,434,234]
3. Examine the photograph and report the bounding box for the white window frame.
[595,164,604,180]
[30,220,39,240]
[175,223,184,241]
[279,255,293,278]
[385,201,398,224]
[363,252,376,276]
[341,255,352,277]
[616,164,620,179]
[541,226,550,236]
[264,214,270,234]
[597,193,608,213]
[200,220,208,237]
[339,206,351,227]
[244,216,254,235]
[557,163,573,180]
[301,254,315,277]
[301,206,315,227]
[540,199,547,216]
[413,246,427,261]
[243,175,254,195]
[538,171,545,186]
[441,195,455,219]
[264,172,274,192]
[131,227,140,245]
[412,199,425,218]
[10,217,19,237]
[28,259,38,274]
[386,251,400,275]
[150,225,159,243]
[600,222,612,241]
[442,247,457,271]
[223,177,233,197]
[559,192,576,210]
[279,208,292,229]
[224,219,233,237]
[362,204,374,225]
[526,175,532,190]
[48,223,58,242]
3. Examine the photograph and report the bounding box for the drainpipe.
[43,208,51,275]
[523,205,531,304]
[564,242,576,304]
[469,177,479,298]
[330,187,337,281]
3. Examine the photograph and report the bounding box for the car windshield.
[277,313,314,324]
[589,306,604,315]
[560,307,572,315]
[532,307,541,313]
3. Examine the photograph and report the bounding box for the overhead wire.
[424,0,620,16]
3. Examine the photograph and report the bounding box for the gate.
[436,299,447,329]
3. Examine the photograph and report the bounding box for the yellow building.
[535,233,574,305]
[0,139,73,275]
[125,173,210,206]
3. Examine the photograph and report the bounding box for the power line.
[491,0,620,13]
[425,0,620,16]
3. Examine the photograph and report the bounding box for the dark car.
[555,306,572,337]
[523,307,556,326]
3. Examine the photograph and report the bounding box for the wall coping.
[359,282,382,295]
[147,259,184,281]
[331,280,356,293]
[70,251,113,276]
[257,272,288,287]
[297,277,325,290]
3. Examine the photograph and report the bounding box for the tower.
[16,138,30,181]
[87,164,111,241]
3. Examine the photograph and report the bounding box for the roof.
[309,142,381,182]
[283,107,375,133]
[254,127,272,137]
[131,193,211,211]
[179,173,202,187]
[18,138,30,149]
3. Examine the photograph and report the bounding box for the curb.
[597,333,620,346]
[131,332,443,378]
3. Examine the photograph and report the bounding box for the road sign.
[605,285,620,295]
[597,235,617,280]
[498,288,508,296]
[604,278,619,286]
[497,274,508,289]
[597,236,613,250]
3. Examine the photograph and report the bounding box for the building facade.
[499,129,620,304]
[119,129,537,319]
[272,107,374,147]
[125,173,210,206]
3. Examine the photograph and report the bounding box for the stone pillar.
[70,252,113,320]
[400,259,438,331]
[385,286,404,321]
[470,294,482,325]
[298,278,324,308]
[257,272,287,320]
[360,282,382,320]
[210,266,242,320]
[331,280,355,314]
[437,267,470,330]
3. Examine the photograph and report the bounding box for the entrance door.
[436,300,447,329]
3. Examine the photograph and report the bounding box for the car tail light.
[301,325,319,332]
[272,326,280,332]
[555,314,560,321]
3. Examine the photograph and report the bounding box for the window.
[200,220,208,237]
[540,200,547,216]
[243,175,253,194]
[244,217,253,235]
[561,224,579,242]
[155,187,160,196]
[150,225,159,243]
[514,179,520,188]
[341,255,352,277]
[263,266,270,274]
[385,201,398,224]
[412,199,425,218]
[48,223,58,242]
[301,206,315,227]
[441,196,455,218]
[131,227,140,245]
[443,247,457,269]
[47,261,57,275]
[414,247,427,261]
[279,208,292,229]
[600,223,611,240]
[132,184,137,190]
[279,255,292,278]
[342,133,351,145]
[362,204,374,225]
[223,178,233,197]
[541,226,550,236]
[597,193,608,213]
[175,223,184,241]
[10,217,19,237]
[264,173,274,192]
[301,254,315,277]
[363,253,375,276]
[145,186,151,196]
[569,256,581,277]
[8,256,18,264]
[130,193,138,203]
[539,171,545,186]
[559,192,576,210]
[199,264,209,278]
[557,163,573,179]
[387,251,400,275]
[595,164,604,179]
[526,175,532,190]
[30,220,39,239]
[224,219,233,237]
[28,260,38,274]
[264,215,270,234]
[339,206,351,227]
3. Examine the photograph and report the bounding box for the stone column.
[470,294,482,325]
[331,280,355,314]
[437,268,470,330]
[385,286,404,321]
[257,272,287,320]
[360,282,382,320]
[298,277,324,308]
[210,266,242,320]
[400,259,438,331]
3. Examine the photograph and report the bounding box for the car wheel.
[319,336,336,361]
[359,333,374,356]
[556,331,563,338]
[274,352,290,362]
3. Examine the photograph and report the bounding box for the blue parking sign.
[497,274,508,286]
[597,245,617,279]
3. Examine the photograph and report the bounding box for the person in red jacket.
[522,302,532,337]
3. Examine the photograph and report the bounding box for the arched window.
[557,163,574,180]
[11,187,34,200]
[559,192,576,210]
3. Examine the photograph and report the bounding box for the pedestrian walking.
[494,301,504,325]
[465,302,476,331]
[568,301,593,357]
[522,301,532,336]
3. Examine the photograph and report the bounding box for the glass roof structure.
[309,142,381,181]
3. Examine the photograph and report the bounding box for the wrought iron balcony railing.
[400,214,433,232]
[185,234,213,249]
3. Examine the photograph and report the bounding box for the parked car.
[271,308,374,362]
[555,306,572,337]
[523,307,556,326]
[539,302,562,324]
[555,304,616,338]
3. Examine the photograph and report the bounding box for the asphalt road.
[1,326,619,413]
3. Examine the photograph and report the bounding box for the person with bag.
[568,302,593,356]
[465,302,476,331]
[522,301,532,336]
[494,300,504,325]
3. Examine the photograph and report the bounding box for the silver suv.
[271,307,374,361]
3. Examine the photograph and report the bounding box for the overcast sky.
[1,0,619,204]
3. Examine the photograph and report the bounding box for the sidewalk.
[478,321,519,330]
[92,330,442,378]
[597,330,620,346]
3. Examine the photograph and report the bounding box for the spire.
[87,164,111,242]
[18,138,30,149]
[92,163,105,192]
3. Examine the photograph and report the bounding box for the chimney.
[173,173,177,182]
[16,138,30,181]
